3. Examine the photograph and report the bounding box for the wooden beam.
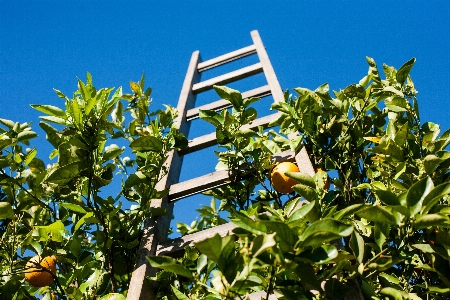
[197,45,256,72]
[192,63,263,94]
[168,150,295,202]
[179,112,281,155]
[186,85,271,121]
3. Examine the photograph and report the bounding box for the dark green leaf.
[299,245,338,264]
[414,214,450,229]
[407,176,434,216]
[356,206,397,225]
[0,202,14,219]
[350,230,364,263]
[171,286,190,300]
[299,219,353,247]
[198,109,224,127]
[46,161,84,185]
[423,182,450,213]
[147,256,193,279]
[292,183,318,201]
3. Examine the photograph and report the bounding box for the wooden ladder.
[126,30,315,300]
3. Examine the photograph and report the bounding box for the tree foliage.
[0,74,186,299]
[150,57,450,299]
[1,57,450,300]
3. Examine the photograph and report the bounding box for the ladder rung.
[156,222,237,256]
[186,85,272,121]
[192,63,263,94]
[179,112,281,155]
[168,169,230,201]
[168,149,295,202]
[197,45,257,72]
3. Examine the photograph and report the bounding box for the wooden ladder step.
[192,63,263,94]
[186,85,271,121]
[179,112,280,155]
[197,45,257,72]
[169,149,295,202]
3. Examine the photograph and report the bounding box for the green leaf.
[287,200,316,225]
[333,204,365,220]
[77,78,89,101]
[407,176,433,216]
[251,233,277,257]
[356,206,398,225]
[103,144,124,162]
[231,211,267,235]
[396,57,416,86]
[196,254,207,274]
[423,182,450,213]
[71,99,83,128]
[23,148,37,167]
[60,203,87,214]
[171,286,190,300]
[17,131,37,142]
[380,287,409,300]
[0,202,14,219]
[198,109,224,127]
[350,230,364,263]
[147,256,193,279]
[213,85,243,110]
[30,104,66,118]
[46,161,84,185]
[39,116,68,126]
[99,294,126,300]
[130,136,163,152]
[74,212,94,232]
[194,234,233,264]
[285,172,316,189]
[299,245,338,264]
[414,214,450,229]
[374,189,400,206]
[34,220,66,242]
[39,122,63,148]
[292,183,318,201]
[0,118,16,129]
[299,218,353,247]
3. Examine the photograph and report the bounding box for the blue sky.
[1,1,450,232]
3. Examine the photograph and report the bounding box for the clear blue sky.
[1,2,449,232]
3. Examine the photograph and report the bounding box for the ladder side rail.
[127,51,202,300]
[197,44,257,72]
[251,30,285,104]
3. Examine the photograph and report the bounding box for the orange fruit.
[25,255,56,287]
[270,162,299,193]
[316,168,331,190]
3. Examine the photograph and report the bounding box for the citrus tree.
[147,57,450,299]
[0,74,186,299]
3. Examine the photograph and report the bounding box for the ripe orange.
[270,162,299,193]
[25,255,56,287]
